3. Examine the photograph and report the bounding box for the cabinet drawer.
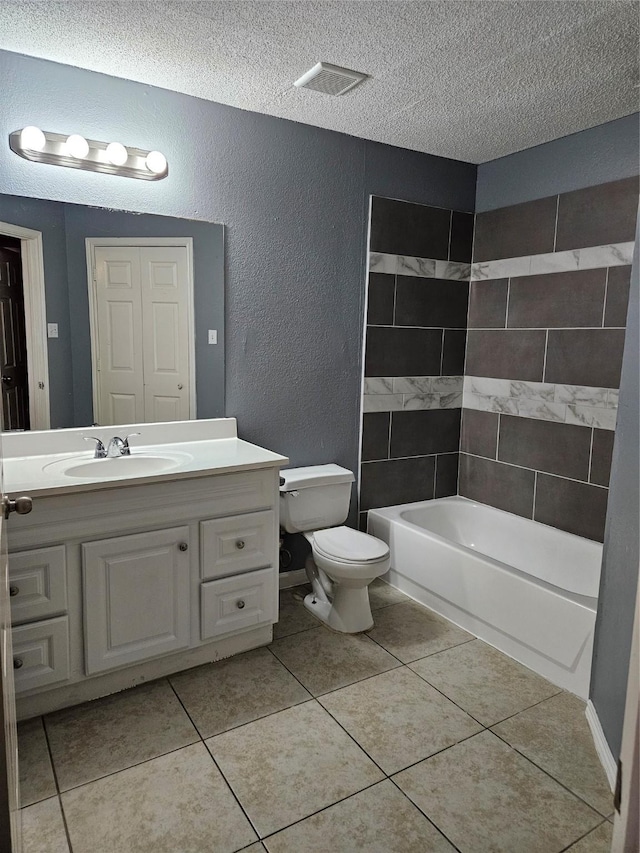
[201,568,276,640]
[12,616,70,694]
[201,511,275,580]
[9,546,67,625]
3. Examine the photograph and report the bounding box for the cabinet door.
[200,510,275,580]
[83,527,190,674]
[9,545,67,625]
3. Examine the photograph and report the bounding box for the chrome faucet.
[84,433,140,459]
[84,436,107,458]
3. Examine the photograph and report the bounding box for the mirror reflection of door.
[88,241,195,426]
[0,238,30,431]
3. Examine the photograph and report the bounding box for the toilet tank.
[279,464,355,533]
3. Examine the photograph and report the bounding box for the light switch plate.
[208,329,218,345]
[47,323,59,338]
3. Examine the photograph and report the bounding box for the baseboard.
[586,699,617,791]
[279,568,307,589]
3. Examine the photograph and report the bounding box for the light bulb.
[66,134,89,159]
[20,126,46,152]
[105,142,128,166]
[145,150,167,175]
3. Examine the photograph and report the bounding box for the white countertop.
[2,419,288,498]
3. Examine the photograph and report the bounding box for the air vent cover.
[294,62,368,96]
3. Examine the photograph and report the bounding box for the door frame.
[0,220,51,430]
[85,237,196,424]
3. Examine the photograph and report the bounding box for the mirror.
[0,193,224,430]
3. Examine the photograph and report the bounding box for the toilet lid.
[313,526,389,563]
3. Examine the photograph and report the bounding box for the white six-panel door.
[92,244,191,425]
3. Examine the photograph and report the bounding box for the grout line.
[40,717,75,853]
[460,451,610,490]
[532,471,538,520]
[362,451,458,466]
[447,209,453,261]
[367,323,626,331]
[602,267,609,328]
[557,819,611,853]
[387,411,393,459]
[432,454,438,498]
[439,329,445,375]
[588,427,595,483]
[504,277,511,328]
[387,775,465,853]
[391,272,397,325]
[541,329,549,381]
[495,413,501,460]
[552,194,560,252]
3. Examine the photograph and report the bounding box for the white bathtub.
[368,496,602,698]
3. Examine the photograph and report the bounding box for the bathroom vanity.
[3,418,287,719]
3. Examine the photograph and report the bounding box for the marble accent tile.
[369,252,396,274]
[528,249,580,276]
[409,640,560,726]
[363,377,394,395]
[266,779,457,853]
[366,600,473,663]
[363,394,403,412]
[18,717,56,807]
[401,392,441,410]
[554,384,609,408]
[206,701,384,837]
[318,667,481,774]
[471,242,635,281]
[492,693,614,816]
[397,255,436,277]
[62,743,256,853]
[516,398,566,423]
[435,259,471,280]
[272,585,319,639]
[439,391,463,408]
[564,821,613,852]
[45,678,199,792]
[471,256,531,281]
[269,624,400,695]
[607,389,619,408]
[169,647,311,738]
[465,375,512,397]
[566,405,617,430]
[510,380,556,401]
[21,797,70,853]
[577,242,634,270]
[464,392,519,416]
[394,731,601,853]
[368,577,410,610]
[430,375,463,394]
[392,376,433,393]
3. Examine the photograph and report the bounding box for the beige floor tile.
[369,578,410,611]
[565,821,613,853]
[45,678,198,791]
[170,647,311,737]
[394,730,601,853]
[18,717,56,807]
[62,742,256,853]
[269,625,399,695]
[242,845,267,853]
[273,586,319,639]
[21,796,69,853]
[366,601,474,663]
[492,692,614,816]
[265,779,456,853]
[206,700,384,837]
[318,667,481,774]
[409,639,560,725]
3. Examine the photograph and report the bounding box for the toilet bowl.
[279,465,390,633]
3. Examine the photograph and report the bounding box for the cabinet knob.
[13,658,23,669]
[9,585,19,597]
[236,599,245,610]
[178,542,188,552]
[235,540,245,550]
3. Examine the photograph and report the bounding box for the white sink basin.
[43,453,192,480]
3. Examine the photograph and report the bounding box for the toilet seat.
[312,526,389,565]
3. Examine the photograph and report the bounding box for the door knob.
[3,495,33,520]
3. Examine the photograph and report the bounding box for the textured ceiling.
[0,1,638,163]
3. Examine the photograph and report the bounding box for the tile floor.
[19,580,614,853]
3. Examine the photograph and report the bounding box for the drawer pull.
[179,542,189,552]
[236,599,245,609]
[235,540,245,550]
[9,585,19,597]
[13,658,23,669]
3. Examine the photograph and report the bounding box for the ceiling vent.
[294,62,368,96]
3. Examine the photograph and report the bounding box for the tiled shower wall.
[359,177,638,541]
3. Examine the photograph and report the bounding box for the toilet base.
[303,587,374,634]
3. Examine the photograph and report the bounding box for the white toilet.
[279,464,390,633]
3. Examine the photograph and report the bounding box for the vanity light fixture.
[9,127,168,180]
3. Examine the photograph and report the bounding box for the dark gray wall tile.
[459,454,535,518]
[604,265,632,327]
[507,269,606,329]
[555,177,640,252]
[590,429,615,487]
[498,415,591,481]
[364,327,443,376]
[442,329,467,374]
[390,409,461,458]
[449,211,474,263]
[461,409,499,459]
[465,329,546,381]
[358,512,368,532]
[545,329,626,388]
[360,456,435,510]
[395,277,469,328]
[435,453,459,497]
[473,196,557,262]
[534,474,608,542]
[367,272,395,325]
[362,412,390,462]
[468,279,508,328]
[370,197,451,259]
